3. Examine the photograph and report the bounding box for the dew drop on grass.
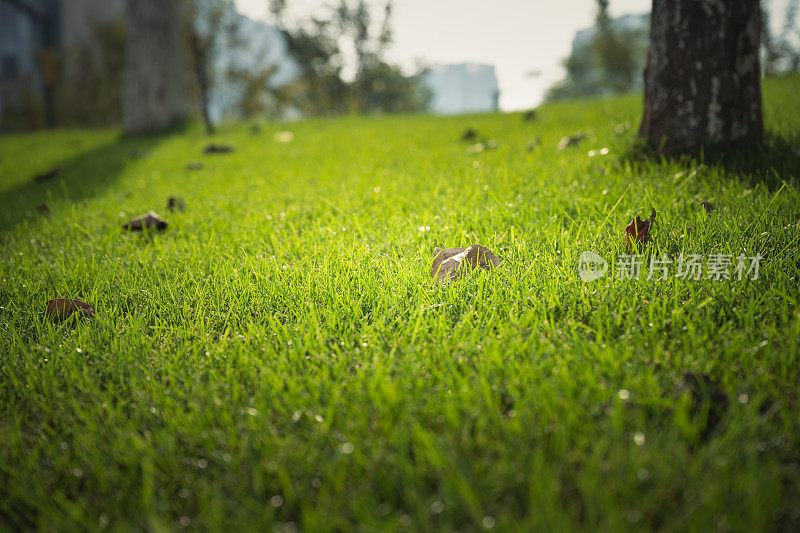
[270,495,284,507]
[341,442,354,454]
[738,393,749,404]
[431,501,445,514]
[197,459,208,469]
[618,389,630,400]
[482,515,496,529]
[179,516,191,527]
[633,432,645,446]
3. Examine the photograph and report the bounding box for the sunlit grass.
[1,75,799,530]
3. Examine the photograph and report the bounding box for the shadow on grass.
[622,130,800,190]
[0,131,169,232]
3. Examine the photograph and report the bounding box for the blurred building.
[0,0,298,127]
[0,0,124,126]
[0,0,56,123]
[424,63,499,115]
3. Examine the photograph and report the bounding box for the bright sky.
[235,0,795,111]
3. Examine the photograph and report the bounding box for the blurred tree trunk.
[639,0,762,155]
[123,0,188,134]
[188,32,214,135]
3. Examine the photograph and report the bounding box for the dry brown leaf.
[167,197,185,212]
[122,210,168,231]
[557,133,586,150]
[33,167,60,183]
[46,298,95,322]
[431,244,501,283]
[625,207,656,247]
[701,201,715,214]
[37,203,50,214]
[203,144,234,154]
[522,109,537,121]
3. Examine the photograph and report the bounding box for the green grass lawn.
[1,75,800,531]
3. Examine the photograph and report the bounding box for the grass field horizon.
[1,75,800,531]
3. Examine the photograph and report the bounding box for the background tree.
[639,0,762,155]
[763,0,800,74]
[592,0,639,93]
[270,0,429,115]
[123,0,189,134]
[187,0,244,134]
[546,3,647,101]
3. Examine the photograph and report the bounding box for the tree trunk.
[188,33,215,135]
[123,0,188,134]
[639,0,763,155]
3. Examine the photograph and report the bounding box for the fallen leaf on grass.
[522,109,537,121]
[614,123,630,136]
[461,128,478,142]
[557,133,586,150]
[37,203,49,214]
[185,161,204,171]
[588,147,609,157]
[46,298,95,322]
[273,131,294,143]
[701,201,715,214]
[431,244,501,283]
[33,167,60,183]
[122,210,167,231]
[467,140,498,154]
[167,197,185,212]
[203,144,234,154]
[625,208,656,247]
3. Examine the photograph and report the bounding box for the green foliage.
[274,0,430,115]
[0,76,799,530]
[546,4,647,102]
[762,0,800,75]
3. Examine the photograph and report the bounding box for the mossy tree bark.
[639,0,763,155]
